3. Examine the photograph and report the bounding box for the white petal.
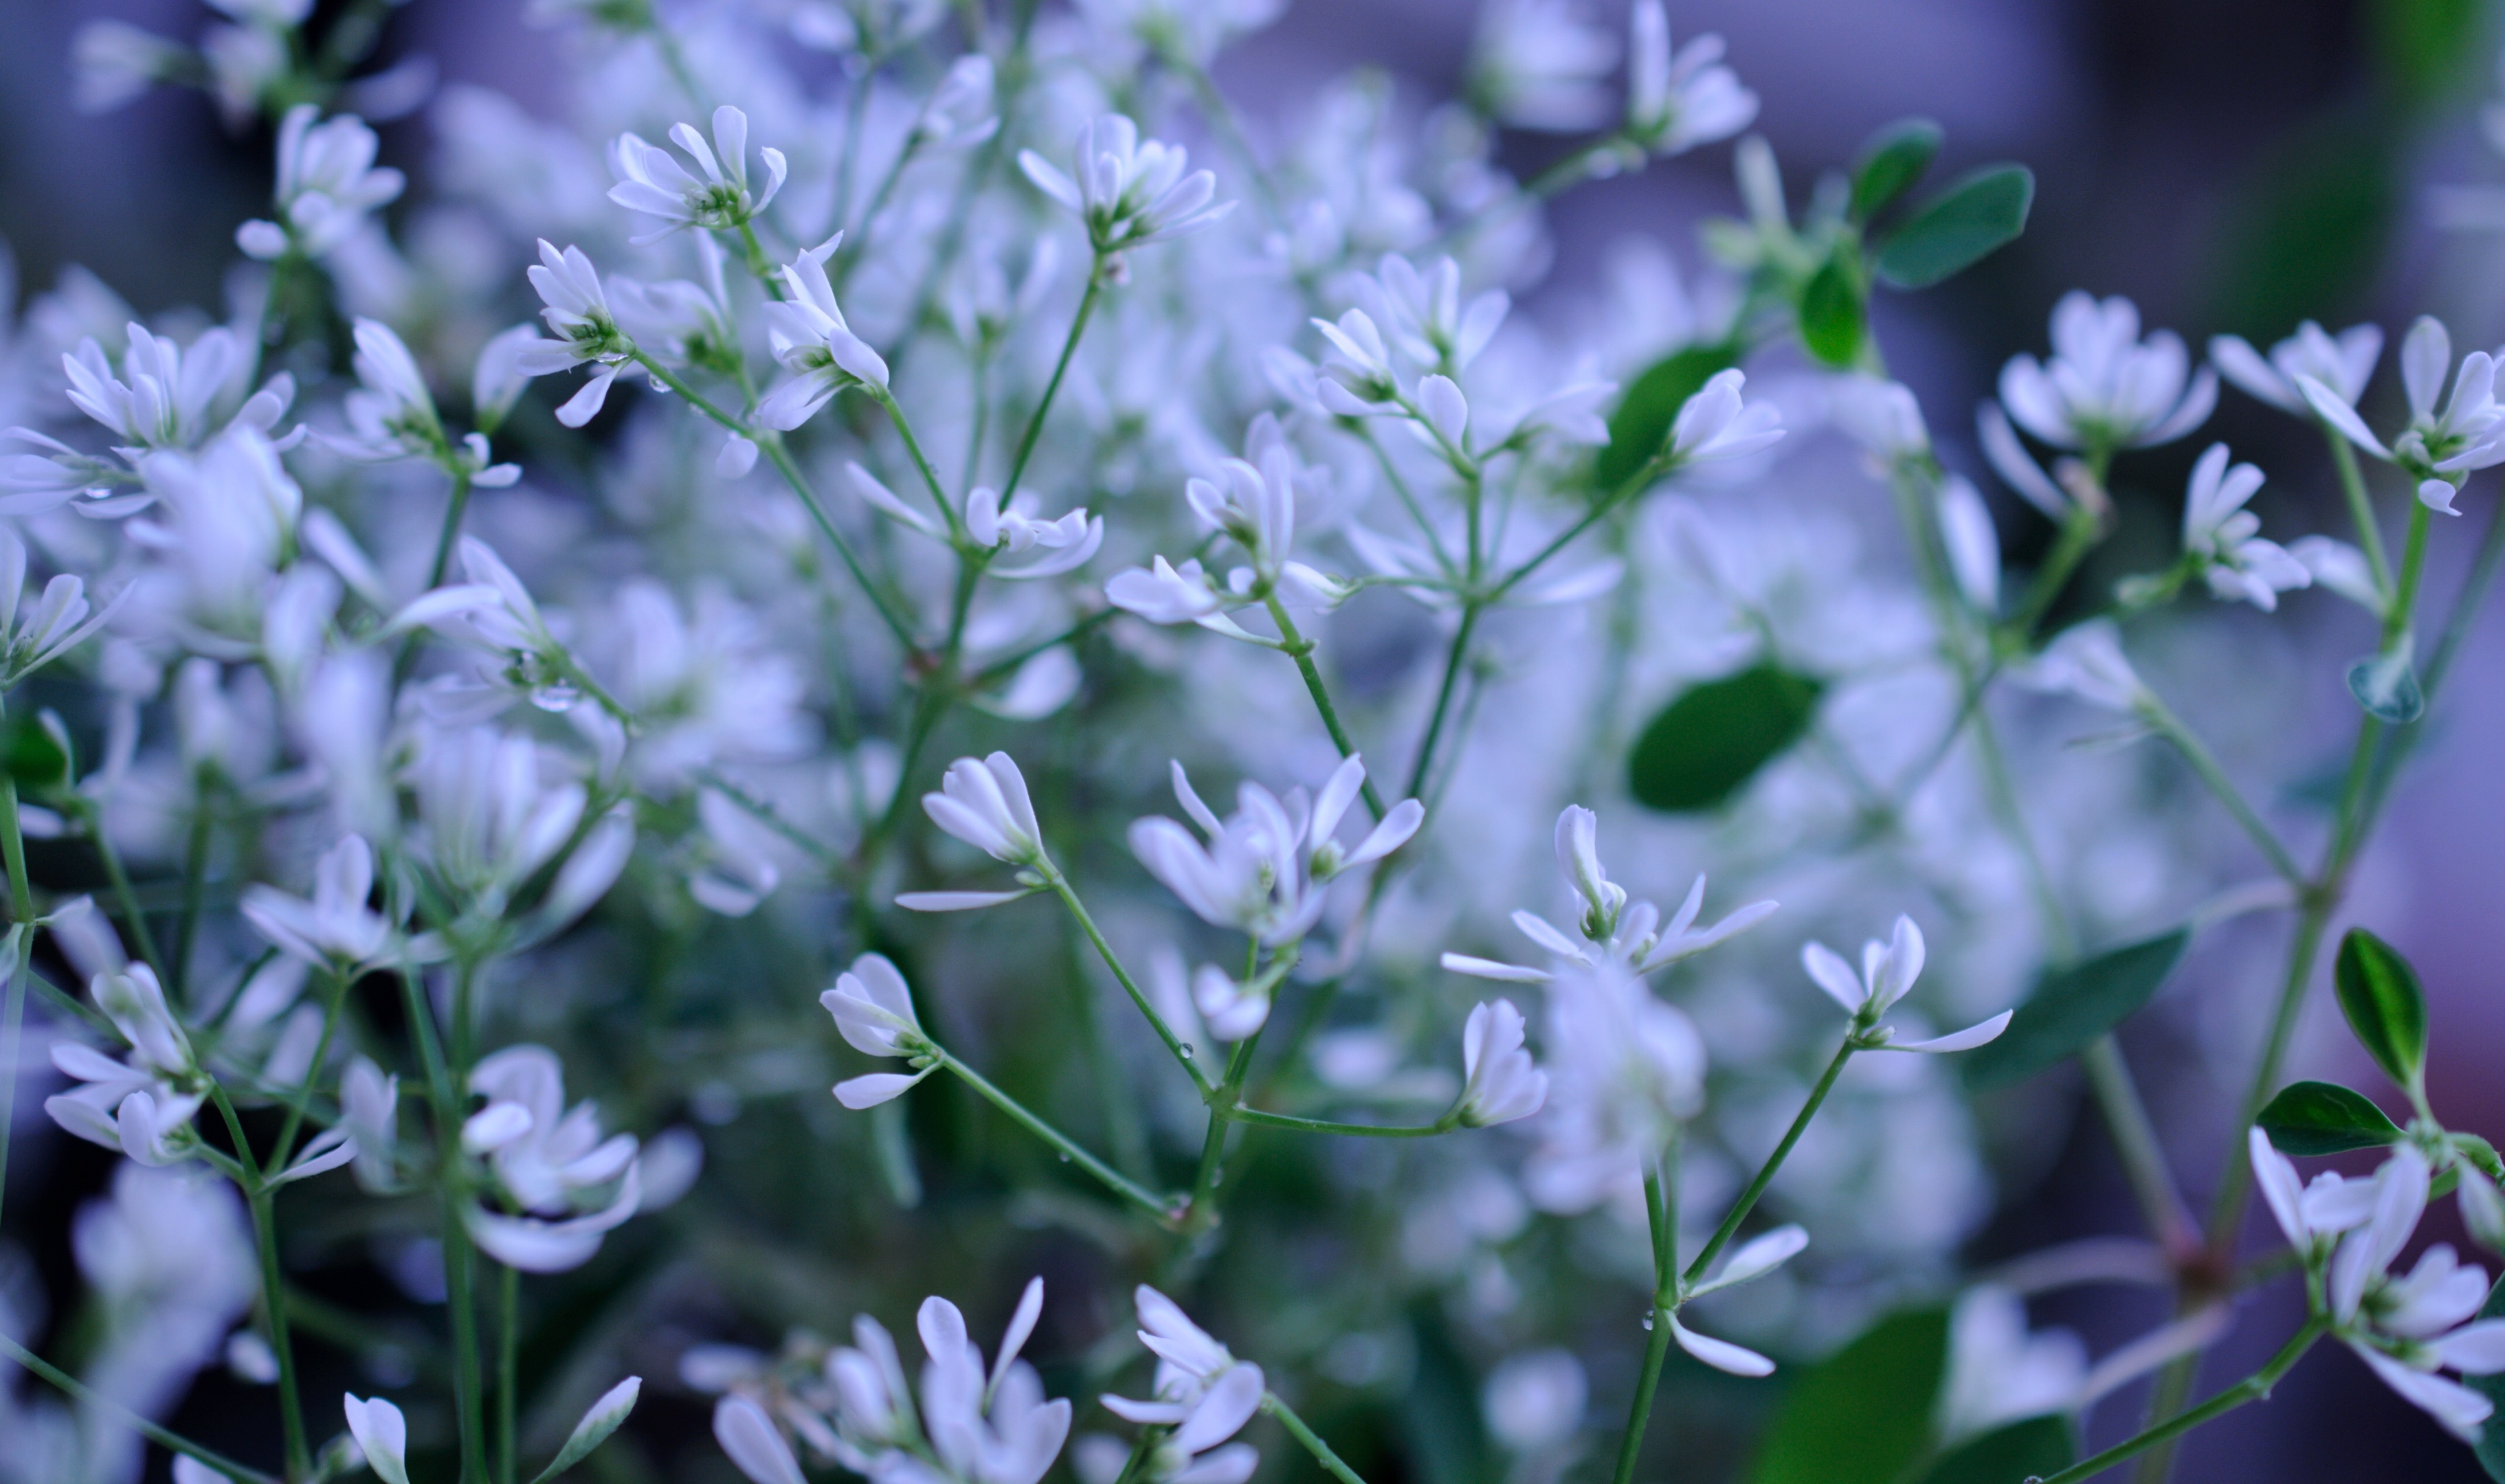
[1668,1315,1774,1377]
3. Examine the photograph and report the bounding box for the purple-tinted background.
[3,0,2501,1479]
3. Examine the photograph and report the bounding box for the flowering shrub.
[1,3,2502,1484]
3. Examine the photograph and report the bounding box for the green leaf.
[1873,166,2034,289]
[1851,118,1944,223]
[1627,664,1823,814]
[1914,1415,2075,1484]
[2346,647,2424,723]
[1,714,66,791]
[2471,1277,2505,1481]
[528,1376,641,1483]
[2335,928,2429,1093]
[1963,932,2190,1093]
[1750,1307,1950,1484]
[2457,1133,2505,1184]
[2257,1080,2405,1156]
[2374,0,2489,105]
[1597,342,1740,490]
[1796,256,1866,369]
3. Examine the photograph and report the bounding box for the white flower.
[1441,805,1775,983]
[388,536,589,712]
[758,234,891,430]
[913,54,1001,150]
[1829,375,1930,462]
[402,725,589,919]
[1350,254,1508,374]
[62,323,245,451]
[2179,443,2309,611]
[2254,1137,2505,1441]
[1457,1000,1547,1127]
[919,752,1047,867]
[2289,535,2383,616]
[1938,474,2001,613]
[1977,402,2077,521]
[1939,1286,2086,1441]
[608,105,788,243]
[819,1281,1069,1484]
[0,528,118,684]
[2016,618,2148,714]
[242,835,445,973]
[344,1393,412,1484]
[1129,755,1421,945]
[1185,449,1302,576]
[2209,320,2381,416]
[1469,0,1618,132]
[72,21,184,114]
[1102,1287,1265,1484]
[1801,915,2011,1052]
[1310,308,1403,416]
[821,953,939,1108]
[1522,960,1705,1214]
[1624,1,1757,156]
[2304,317,2505,513]
[463,1044,643,1272]
[45,963,205,1167]
[511,240,636,427]
[1482,1349,1586,1453]
[1019,115,1232,253]
[715,1395,805,1484]
[236,106,406,261]
[473,323,542,432]
[966,486,1106,578]
[1106,554,1234,627]
[1999,291,2216,452]
[1667,368,1785,466]
[342,1055,400,1193]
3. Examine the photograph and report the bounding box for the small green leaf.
[1796,255,1866,368]
[1963,932,2190,1093]
[1851,118,1944,223]
[2471,1277,2505,1481]
[528,1376,641,1484]
[1750,1307,1950,1484]
[2456,1133,2505,1184]
[2335,928,2429,1093]
[1,714,67,791]
[1914,1415,2075,1484]
[2346,647,2425,722]
[1627,664,1823,814]
[1873,166,2034,289]
[2257,1080,2405,1156]
[1597,342,1740,490]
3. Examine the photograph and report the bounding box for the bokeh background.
[2,0,2502,1480]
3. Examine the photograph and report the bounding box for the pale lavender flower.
[1999,292,2216,452]
[608,106,788,243]
[1801,916,2010,1053]
[1018,115,1232,254]
[236,106,406,261]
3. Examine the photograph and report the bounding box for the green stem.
[500,1260,520,1484]
[1403,603,1482,801]
[400,968,489,1484]
[1683,1037,1854,1286]
[2009,506,2100,642]
[1262,594,1385,818]
[2145,706,2305,884]
[1047,870,1214,1094]
[652,25,707,111]
[0,739,34,1237]
[69,795,169,990]
[634,352,922,651]
[2082,1036,2199,1257]
[175,791,214,998]
[2385,501,2433,648]
[2323,428,2394,598]
[2045,1322,2324,1484]
[248,1182,314,1479]
[1001,271,1101,503]
[263,967,352,1182]
[935,1047,1176,1219]
[869,384,961,537]
[1223,1106,1455,1137]
[1262,1391,1370,1484]
[831,54,880,236]
[0,1333,281,1484]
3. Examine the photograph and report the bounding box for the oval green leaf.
[1914,1414,2075,1484]
[2335,928,2428,1094]
[1628,664,1823,814]
[1,714,67,791]
[1851,117,1944,222]
[2346,647,2425,723]
[1797,255,1867,368]
[1963,931,2190,1093]
[1751,1307,1950,1484]
[2258,1080,2405,1156]
[1597,341,1740,491]
[1874,165,2035,289]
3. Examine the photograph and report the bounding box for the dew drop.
[1640,1314,1654,1330]
[531,683,583,713]
[1179,1046,1194,1059]
[1058,1152,1071,1162]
